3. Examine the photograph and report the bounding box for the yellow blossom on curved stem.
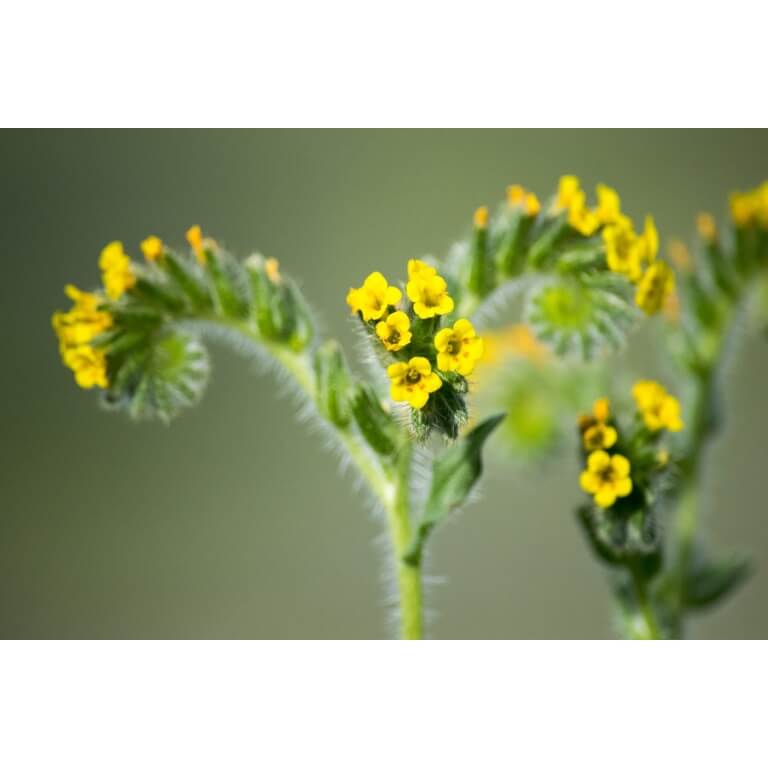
[473,206,489,229]
[140,235,164,262]
[406,270,454,319]
[375,311,412,351]
[578,397,616,450]
[99,241,135,300]
[567,191,599,237]
[407,259,437,281]
[387,356,442,409]
[580,450,633,508]
[604,218,642,281]
[632,380,683,432]
[347,271,402,322]
[62,345,109,389]
[186,224,208,265]
[434,319,484,376]
[507,185,540,216]
[595,184,622,225]
[635,261,674,315]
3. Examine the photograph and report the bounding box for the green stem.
[629,565,662,640]
[208,317,423,639]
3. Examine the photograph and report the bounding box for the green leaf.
[684,552,752,610]
[314,340,352,428]
[404,413,504,565]
[350,385,402,457]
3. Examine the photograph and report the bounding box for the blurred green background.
[2,129,767,639]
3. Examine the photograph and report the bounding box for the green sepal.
[527,216,567,269]
[314,339,352,428]
[350,384,402,457]
[468,224,492,297]
[281,278,314,352]
[245,256,280,339]
[205,249,252,319]
[496,212,533,277]
[162,252,213,311]
[131,276,186,313]
[411,376,468,441]
[403,413,504,565]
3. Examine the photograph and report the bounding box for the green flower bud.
[314,340,352,428]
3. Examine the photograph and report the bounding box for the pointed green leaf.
[404,413,504,565]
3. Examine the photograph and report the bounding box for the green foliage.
[681,548,752,611]
[404,414,504,565]
[350,385,402,457]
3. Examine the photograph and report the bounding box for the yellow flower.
[595,184,622,225]
[634,215,659,266]
[730,191,758,227]
[387,356,442,409]
[604,218,642,281]
[406,269,454,319]
[557,175,581,210]
[632,380,683,432]
[186,224,207,265]
[635,261,674,315]
[473,206,489,229]
[578,397,616,450]
[140,235,164,262]
[347,271,402,321]
[407,259,437,281]
[507,185,540,216]
[696,213,717,243]
[265,257,281,284]
[375,311,412,351]
[580,450,633,508]
[434,319,484,376]
[62,345,109,389]
[583,422,618,451]
[567,190,599,237]
[99,241,135,300]
[52,285,113,349]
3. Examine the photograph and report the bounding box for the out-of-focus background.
[1,129,767,638]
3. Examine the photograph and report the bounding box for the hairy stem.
[200,317,423,639]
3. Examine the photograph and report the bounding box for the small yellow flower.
[635,261,674,315]
[580,450,633,508]
[595,184,622,225]
[634,215,659,266]
[434,318,484,376]
[507,185,540,216]
[567,190,599,237]
[265,257,281,284]
[556,175,582,210]
[473,206,489,229]
[667,239,692,272]
[407,259,437,281]
[52,286,113,349]
[186,224,207,265]
[62,345,109,389]
[730,190,758,227]
[387,356,442,409]
[140,235,164,262]
[347,272,402,321]
[375,311,412,351]
[604,218,642,281]
[406,269,454,319]
[696,213,717,243]
[632,380,683,432]
[583,422,618,451]
[98,241,135,300]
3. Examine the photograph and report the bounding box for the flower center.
[406,368,421,384]
[446,339,460,355]
[388,330,401,344]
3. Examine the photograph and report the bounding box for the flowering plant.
[52,176,768,638]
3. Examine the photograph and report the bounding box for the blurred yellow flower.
[632,380,683,432]
[99,241,135,300]
[434,319,484,376]
[635,261,674,315]
[580,450,633,508]
[140,235,164,262]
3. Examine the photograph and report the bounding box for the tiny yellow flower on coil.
[346,271,402,322]
[567,190,599,237]
[62,345,109,389]
[696,212,717,243]
[635,261,674,315]
[557,175,581,210]
[595,184,622,225]
[434,318,484,376]
[730,191,758,228]
[632,379,683,432]
[375,311,412,351]
[604,218,643,282]
[406,270,454,319]
[473,206,489,229]
[140,235,164,262]
[186,224,207,265]
[507,185,540,216]
[265,257,281,284]
[98,241,135,300]
[387,356,442,409]
[579,450,633,509]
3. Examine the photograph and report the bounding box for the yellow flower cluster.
[729,181,768,228]
[52,285,112,389]
[632,380,683,432]
[99,241,136,300]
[577,396,632,508]
[347,260,484,410]
[556,175,599,236]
